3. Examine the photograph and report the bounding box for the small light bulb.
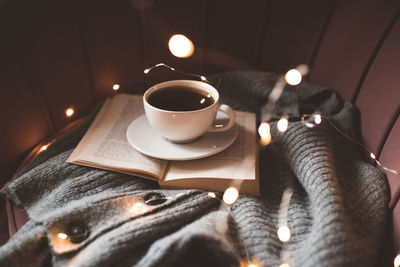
[258,122,272,146]
[144,68,150,74]
[112,84,120,90]
[370,153,376,159]
[208,192,216,198]
[168,34,194,58]
[394,254,400,267]
[285,69,302,86]
[314,114,322,124]
[58,233,68,240]
[260,135,272,146]
[277,117,289,132]
[129,202,149,213]
[277,225,291,242]
[65,108,74,117]
[258,122,270,137]
[302,115,315,128]
[223,186,239,205]
[304,122,314,128]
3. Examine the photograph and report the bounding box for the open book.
[67,93,259,195]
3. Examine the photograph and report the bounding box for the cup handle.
[208,104,236,132]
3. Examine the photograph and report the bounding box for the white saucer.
[126,114,238,160]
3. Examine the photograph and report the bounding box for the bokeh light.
[314,114,322,124]
[113,84,120,91]
[223,186,239,205]
[168,34,194,58]
[277,225,291,242]
[258,122,272,146]
[65,108,74,117]
[208,192,216,198]
[394,254,400,267]
[277,117,289,132]
[285,69,302,86]
[58,233,68,240]
[129,201,149,214]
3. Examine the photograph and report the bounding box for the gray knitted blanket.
[0,71,388,267]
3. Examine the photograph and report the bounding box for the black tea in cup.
[147,86,215,111]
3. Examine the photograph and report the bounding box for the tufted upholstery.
[1,0,399,263]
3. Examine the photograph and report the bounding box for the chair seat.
[6,199,29,237]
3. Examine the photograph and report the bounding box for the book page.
[163,111,256,182]
[67,94,168,180]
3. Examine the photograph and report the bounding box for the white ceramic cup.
[143,80,235,143]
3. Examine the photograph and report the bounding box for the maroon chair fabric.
[381,117,400,253]
[355,17,400,155]
[258,0,335,74]
[0,33,54,184]
[3,0,94,130]
[5,200,29,238]
[79,0,146,101]
[309,0,400,102]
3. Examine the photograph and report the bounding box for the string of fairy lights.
[36,34,398,266]
[40,61,399,267]
[139,62,400,267]
[141,62,399,176]
[46,61,399,267]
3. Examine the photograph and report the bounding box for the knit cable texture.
[0,71,388,267]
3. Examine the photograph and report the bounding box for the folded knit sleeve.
[0,220,50,266]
